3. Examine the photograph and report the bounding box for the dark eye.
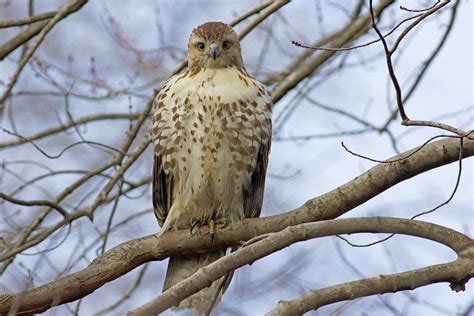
[196,42,205,51]
[222,40,231,50]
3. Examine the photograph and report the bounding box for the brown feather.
[153,155,170,227]
[243,139,271,219]
[150,21,272,314]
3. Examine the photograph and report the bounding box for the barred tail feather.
[163,250,226,314]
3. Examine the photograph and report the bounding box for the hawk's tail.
[163,250,227,314]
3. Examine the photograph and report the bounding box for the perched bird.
[151,21,272,314]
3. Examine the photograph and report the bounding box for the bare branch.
[369,0,467,139]
[0,137,472,314]
[0,1,470,314]
[129,217,473,315]
[0,21,48,61]
[95,264,150,316]
[0,11,57,28]
[0,192,67,217]
[0,0,88,109]
[267,256,472,315]
[236,0,290,40]
[380,0,460,130]
[272,0,395,103]
[0,113,141,149]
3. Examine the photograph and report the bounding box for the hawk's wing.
[153,155,172,227]
[243,138,271,219]
[151,76,176,228]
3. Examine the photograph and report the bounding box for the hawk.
[151,21,272,313]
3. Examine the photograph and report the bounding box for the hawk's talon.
[190,219,201,235]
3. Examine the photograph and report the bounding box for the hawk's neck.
[188,66,249,79]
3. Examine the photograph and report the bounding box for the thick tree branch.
[129,217,473,315]
[267,257,473,315]
[1,135,470,264]
[0,137,472,314]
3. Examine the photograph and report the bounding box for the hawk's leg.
[209,218,230,241]
[209,219,216,239]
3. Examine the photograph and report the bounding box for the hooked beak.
[210,43,220,60]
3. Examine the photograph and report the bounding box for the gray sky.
[0,1,472,315]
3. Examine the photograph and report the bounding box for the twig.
[95,264,150,316]
[340,134,464,164]
[274,129,371,142]
[0,0,88,109]
[369,0,408,121]
[338,133,467,248]
[380,0,460,130]
[0,192,68,217]
[272,0,395,104]
[410,136,464,219]
[400,1,442,13]
[0,127,127,158]
[291,11,424,52]
[0,112,140,149]
[0,11,57,28]
[100,179,125,254]
[369,0,463,138]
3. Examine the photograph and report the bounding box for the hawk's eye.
[222,40,231,50]
[196,43,205,51]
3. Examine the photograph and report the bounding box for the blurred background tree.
[0,0,472,315]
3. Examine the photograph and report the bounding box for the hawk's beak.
[210,43,220,60]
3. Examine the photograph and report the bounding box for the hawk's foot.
[215,218,229,229]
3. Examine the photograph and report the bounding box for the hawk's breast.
[151,67,271,224]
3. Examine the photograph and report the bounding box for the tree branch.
[0,192,67,217]
[0,113,141,149]
[0,0,88,109]
[236,0,290,40]
[267,257,473,315]
[0,11,57,29]
[272,0,395,103]
[0,136,472,314]
[0,21,48,61]
[129,217,473,315]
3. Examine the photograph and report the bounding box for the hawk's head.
[188,22,243,70]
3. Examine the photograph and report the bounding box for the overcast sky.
[0,1,472,315]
